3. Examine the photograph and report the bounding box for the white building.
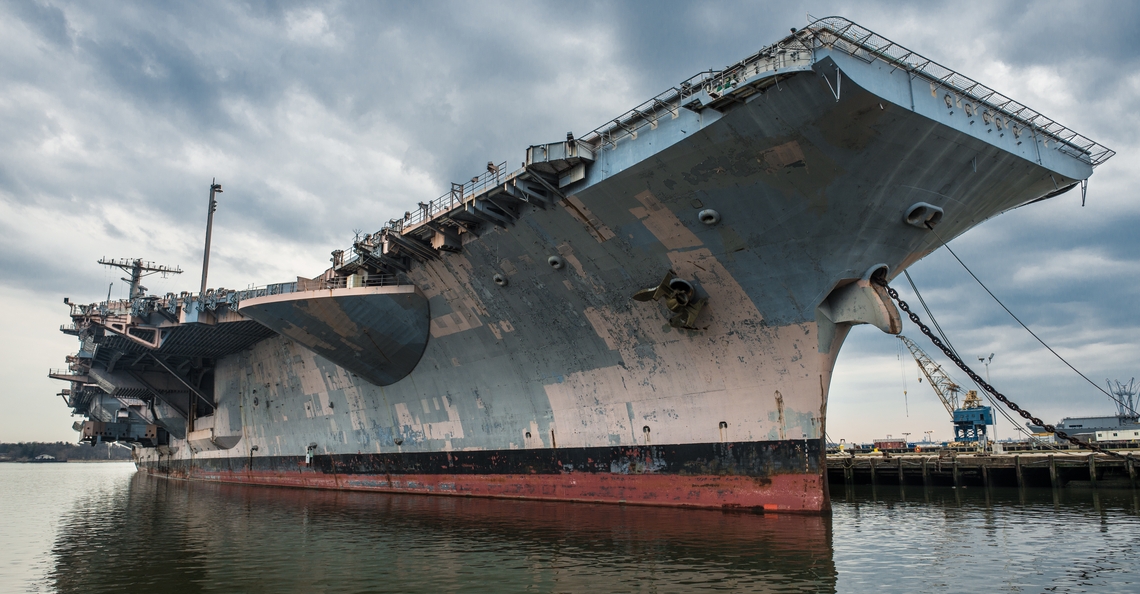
[1095,429,1140,442]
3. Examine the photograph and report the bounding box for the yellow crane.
[898,335,994,445]
[898,335,961,415]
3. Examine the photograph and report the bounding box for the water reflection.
[51,474,837,593]
[47,473,1140,593]
[832,484,1140,593]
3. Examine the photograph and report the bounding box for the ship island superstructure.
[50,18,1112,512]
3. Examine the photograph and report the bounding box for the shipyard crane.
[1107,378,1139,419]
[898,335,993,445]
[898,335,961,415]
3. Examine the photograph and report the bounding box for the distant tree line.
[0,441,133,461]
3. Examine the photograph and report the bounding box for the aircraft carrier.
[50,17,1112,512]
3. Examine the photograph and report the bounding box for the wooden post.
[952,457,961,488]
[1128,454,1137,488]
[844,458,854,484]
[1088,454,1097,487]
[1015,455,1024,489]
[1049,454,1058,489]
[982,462,990,489]
[898,456,905,485]
[922,457,930,487]
[869,458,877,485]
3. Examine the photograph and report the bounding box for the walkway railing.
[805,16,1114,167]
[66,274,404,321]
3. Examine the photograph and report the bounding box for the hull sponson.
[141,438,823,511]
[130,28,1098,513]
[237,285,430,386]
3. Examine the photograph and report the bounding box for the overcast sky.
[2,0,1137,444]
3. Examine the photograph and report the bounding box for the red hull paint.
[140,466,827,512]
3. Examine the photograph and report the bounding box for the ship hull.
[72,21,1101,515]
[139,438,824,511]
[132,57,1080,513]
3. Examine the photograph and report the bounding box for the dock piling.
[826,450,1137,490]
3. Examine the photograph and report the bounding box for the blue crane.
[899,335,993,446]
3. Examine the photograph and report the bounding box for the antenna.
[200,179,222,297]
[98,258,182,300]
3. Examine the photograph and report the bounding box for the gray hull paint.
[238,286,430,387]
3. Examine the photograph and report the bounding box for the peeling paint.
[631,190,702,250]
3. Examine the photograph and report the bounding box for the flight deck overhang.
[238,285,430,387]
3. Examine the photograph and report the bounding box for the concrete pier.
[828,452,1139,489]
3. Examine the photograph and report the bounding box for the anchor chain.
[873,277,1126,460]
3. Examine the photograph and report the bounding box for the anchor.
[632,270,707,330]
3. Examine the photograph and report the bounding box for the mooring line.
[925,225,1136,416]
[873,275,1126,460]
[902,271,1076,452]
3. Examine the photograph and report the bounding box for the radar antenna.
[98,258,182,300]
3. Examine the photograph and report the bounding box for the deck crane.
[898,335,993,446]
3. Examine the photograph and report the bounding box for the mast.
[97,258,182,300]
[199,179,222,297]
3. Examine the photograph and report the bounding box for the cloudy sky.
[2,0,1136,444]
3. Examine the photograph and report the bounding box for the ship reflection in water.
[46,472,1140,593]
[50,473,836,593]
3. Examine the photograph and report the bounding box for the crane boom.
[898,335,961,416]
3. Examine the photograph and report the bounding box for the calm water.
[2,463,1138,593]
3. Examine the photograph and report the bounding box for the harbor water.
[2,462,1138,593]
